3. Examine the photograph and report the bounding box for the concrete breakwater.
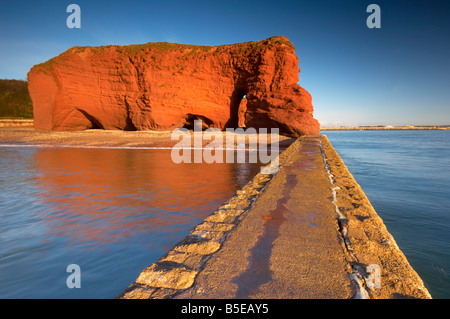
[118,135,431,299]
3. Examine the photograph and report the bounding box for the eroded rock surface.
[28,36,319,136]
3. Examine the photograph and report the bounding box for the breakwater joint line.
[231,138,303,298]
[319,138,371,299]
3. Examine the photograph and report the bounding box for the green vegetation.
[66,41,214,58]
[31,36,296,80]
[0,79,33,118]
[120,42,212,55]
[34,37,295,74]
[270,37,295,49]
[65,37,293,58]
[33,54,68,75]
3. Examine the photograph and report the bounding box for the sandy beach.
[0,126,294,149]
[0,127,179,148]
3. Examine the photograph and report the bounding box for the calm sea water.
[0,146,264,298]
[324,130,450,299]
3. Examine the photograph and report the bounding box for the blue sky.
[1,0,449,126]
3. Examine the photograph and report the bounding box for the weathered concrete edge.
[320,134,432,299]
[116,137,304,299]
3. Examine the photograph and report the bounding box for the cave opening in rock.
[124,117,137,131]
[77,109,104,129]
[227,89,248,129]
[183,114,214,131]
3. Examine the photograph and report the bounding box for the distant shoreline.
[0,119,34,127]
[321,125,450,131]
[1,120,449,131]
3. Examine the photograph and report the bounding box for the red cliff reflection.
[32,147,259,248]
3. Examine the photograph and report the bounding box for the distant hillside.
[0,79,33,118]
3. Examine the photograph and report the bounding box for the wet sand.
[0,127,293,149]
[0,127,181,148]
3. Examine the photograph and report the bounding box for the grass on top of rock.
[32,37,296,73]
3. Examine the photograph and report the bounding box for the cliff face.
[28,36,319,136]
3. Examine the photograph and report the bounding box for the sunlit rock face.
[28,36,319,137]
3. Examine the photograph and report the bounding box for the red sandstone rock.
[28,36,319,136]
[238,97,247,128]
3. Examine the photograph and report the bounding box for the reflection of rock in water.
[236,163,253,188]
